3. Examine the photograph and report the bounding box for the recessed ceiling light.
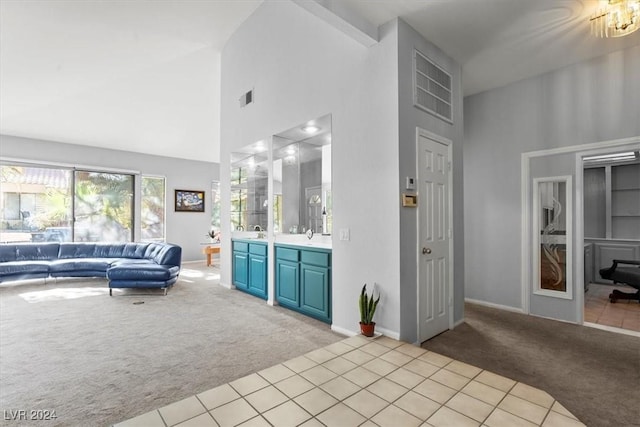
[302,125,319,134]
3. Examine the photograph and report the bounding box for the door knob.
[422,247,432,254]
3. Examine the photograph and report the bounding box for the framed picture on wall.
[175,189,205,212]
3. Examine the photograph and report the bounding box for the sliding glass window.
[1,165,72,242]
[74,170,133,241]
[141,176,166,242]
[1,164,134,243]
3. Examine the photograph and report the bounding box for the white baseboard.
[330,324,401,341]
[465,298,525,314]
[219,281,232,290]
[584,322,640,338]
[330,324,356,337]
[376,326,400,341]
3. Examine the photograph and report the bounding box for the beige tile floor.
[115,335,584,427]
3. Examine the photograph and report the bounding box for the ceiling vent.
[413,49,452,123]
[239,89,253,108]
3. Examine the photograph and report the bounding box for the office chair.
[599,259,640,303]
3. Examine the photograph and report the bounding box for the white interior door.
[417,131,452,343]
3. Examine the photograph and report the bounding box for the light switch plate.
[339,228,350,241]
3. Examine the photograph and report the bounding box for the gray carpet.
[0,264,343,427]
[422,303,640,427]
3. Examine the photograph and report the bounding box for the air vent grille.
[239,89,253,108]
[414,49,452,123]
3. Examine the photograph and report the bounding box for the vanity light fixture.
[302,125,319,134]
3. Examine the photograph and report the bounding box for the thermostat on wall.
[406,177,415,190]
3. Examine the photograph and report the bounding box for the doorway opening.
[581,149,640,335]
[522,137,639,333]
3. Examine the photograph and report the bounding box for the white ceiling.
[1,0,638,163]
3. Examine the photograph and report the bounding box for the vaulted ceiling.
[1,0,638,163]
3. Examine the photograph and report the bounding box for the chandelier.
[590,0,640,37]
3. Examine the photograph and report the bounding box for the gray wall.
[397,20,465,339]
[463,45,640,309]
[0,134,219,262]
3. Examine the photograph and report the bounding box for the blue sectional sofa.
[0,242,182,295]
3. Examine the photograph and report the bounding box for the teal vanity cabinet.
[232,239,268,299]
[275,246,299,307]
[275,244,331,323]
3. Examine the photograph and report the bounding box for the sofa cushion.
[0,245,17,263]
[121,243,150,259]
[15,243,60,261]
[0,261,50,276]
[92,243,126,258]
[58,243,96,259]
[49,258,113,273]
[107,263,180,281]
[110,259,154,267]
[145,243,182,267]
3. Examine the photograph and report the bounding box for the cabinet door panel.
[276,260,299,307]
[233,252,248,290]
[301,264,330,321]
[248,255,267,298]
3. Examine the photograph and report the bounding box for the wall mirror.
[272,114,332,235]
[533,176,572,299]
[230,140,269,232]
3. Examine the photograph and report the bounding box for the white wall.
[0,134,219,262]
[220,1,464,342]
[463,45,640,309]
[220,1,402,337]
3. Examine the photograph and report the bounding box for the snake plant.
[359,284,380,325]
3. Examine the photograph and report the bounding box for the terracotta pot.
[359,322,376,337]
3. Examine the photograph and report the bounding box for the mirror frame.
[532,175,573,300]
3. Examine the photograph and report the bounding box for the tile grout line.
[157,409,168,427]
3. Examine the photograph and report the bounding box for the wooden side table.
[202,245,221,267]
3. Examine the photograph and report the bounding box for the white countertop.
[231,231,332,249]
[275,234,332,249]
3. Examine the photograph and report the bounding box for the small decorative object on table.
[206,229,220,243]
[359,283,380,337]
